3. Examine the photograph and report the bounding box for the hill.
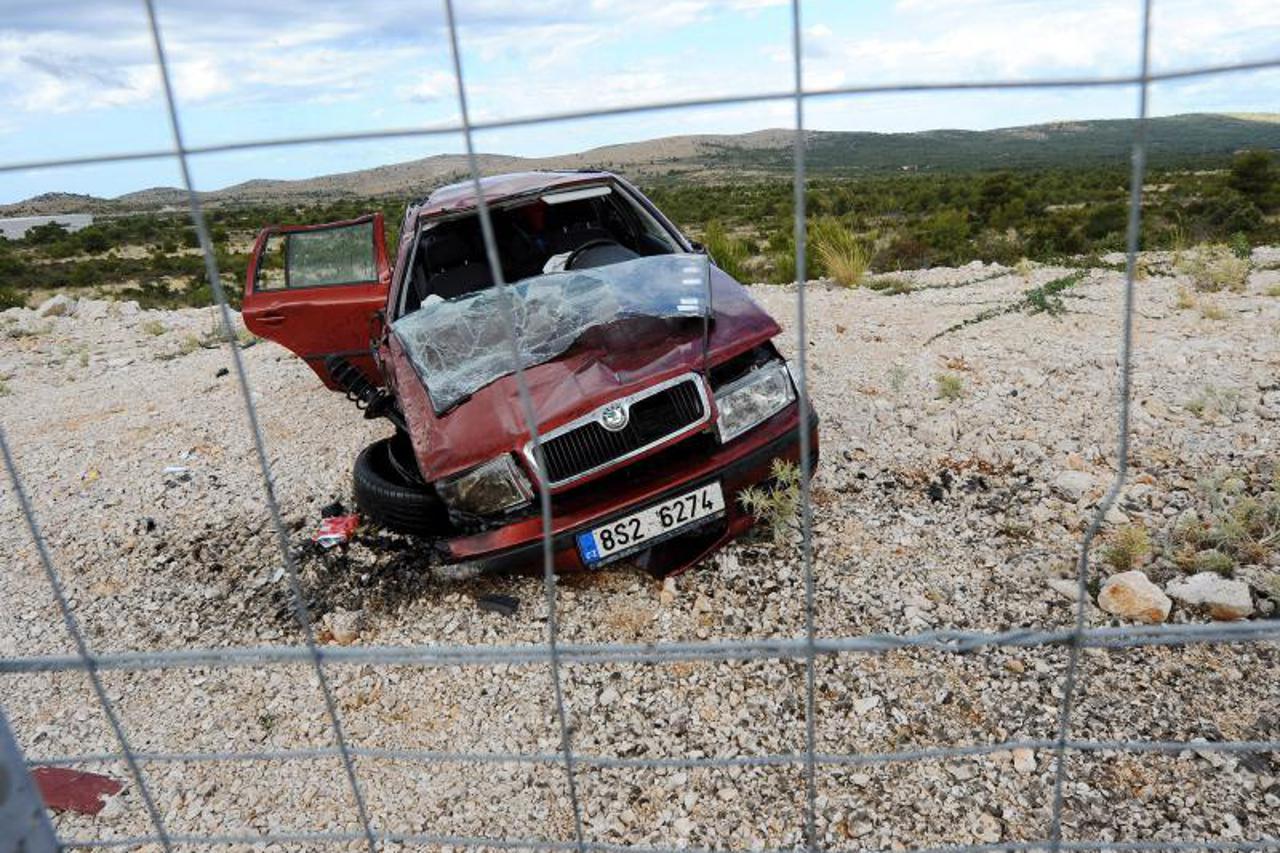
[4,113,1277,216]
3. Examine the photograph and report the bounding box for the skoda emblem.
[599,402,629,432]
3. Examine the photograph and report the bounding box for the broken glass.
[392,253,711,412]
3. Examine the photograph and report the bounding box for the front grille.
[537,376,708,486]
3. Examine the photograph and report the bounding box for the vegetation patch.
[810,217,871,288]
[1176,244,1251,293]
[738,459,802,543]
[1168,465,1280,576]
[934,372,965,401]
[926,271,1086,343]
[1103,524,1151,571]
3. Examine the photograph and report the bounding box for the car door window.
[254,221,379,291]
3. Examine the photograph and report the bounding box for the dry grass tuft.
[1176,244,1250,293]
[811,218,871,288]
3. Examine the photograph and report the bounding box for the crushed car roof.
[412,170,613,220]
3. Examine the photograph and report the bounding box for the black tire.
[353,435,449,537]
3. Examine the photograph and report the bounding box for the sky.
[0,0,1276,204]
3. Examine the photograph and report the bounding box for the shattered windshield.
[392,253,711,412]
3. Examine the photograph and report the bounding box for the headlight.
[435,454,533,516]
[714,360,796,442]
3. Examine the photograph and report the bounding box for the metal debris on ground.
[476,594,520,617]
[31,767,123,816]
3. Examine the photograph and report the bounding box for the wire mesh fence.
[2,0,1279,850]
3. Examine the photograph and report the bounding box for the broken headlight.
[714,360,796,443]
[435,455,533,516]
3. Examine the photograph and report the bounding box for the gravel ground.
[2,252,1279,851]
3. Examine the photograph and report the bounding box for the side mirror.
[689,240,708,255]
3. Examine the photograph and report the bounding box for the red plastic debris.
[314,513,360,549]
[32,767,124,815]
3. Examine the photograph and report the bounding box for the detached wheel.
[353,434,448,536]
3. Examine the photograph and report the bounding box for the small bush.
[0,284,24,310]
[176,333,203,356]
[935,372,964,401]
[1229,232,1252,260]
[738,458,802,543]
[1265,285,1280,297]
[1176,244,1250,293]
[1199,301,1229,321]
[1103,524,1151,571]
[0,379,10,396]
[701,221,750,282]
[811,218,870,288]
[1172,467,1280,572]
[1174,286,1196,310]
[140,319,167,336]
[1184,385,1241,420]
[1193,549,1236,576]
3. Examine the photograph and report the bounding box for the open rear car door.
[242,213,391,389]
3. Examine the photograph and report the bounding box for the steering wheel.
[564,238,626,270]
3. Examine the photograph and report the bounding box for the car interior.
[398,183,682,317]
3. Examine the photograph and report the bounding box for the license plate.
[576,482,725,566]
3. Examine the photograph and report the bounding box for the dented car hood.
[386,259,781,482]
[392,254,713,413]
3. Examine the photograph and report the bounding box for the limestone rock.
[35,294,75,317]
[1098,571,1170,624]
[1051,470,1095,502]
[1165,572,1253,620]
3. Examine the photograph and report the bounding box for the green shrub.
[867,276,913,295]
[701,221,750,282]
[1229,232,1252,260]
[738,459,802,543]
[0,285,23,310]
[1103,524,1151,571]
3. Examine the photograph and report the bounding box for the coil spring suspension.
[325,356,406,431]
[325,355,379,410]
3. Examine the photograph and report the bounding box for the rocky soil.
[2,251,1279,851]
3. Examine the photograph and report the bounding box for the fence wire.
[1,0,1279,851]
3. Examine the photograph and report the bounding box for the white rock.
[77,299,112,321]
[1012,748,1036,774]
[599,686,620,707]
[1165,572,1253,620]
[35,293,75,317]
[853,695,881,714]
[1098,571,1171,624]
[1051,470,1095,502]
[1047,578,1085,601]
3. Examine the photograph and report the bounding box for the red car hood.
[388,268,781,483]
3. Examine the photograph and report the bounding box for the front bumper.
[440,402,819,576]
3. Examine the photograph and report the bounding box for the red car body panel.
[242,171,816,576]
[242,213,392,389]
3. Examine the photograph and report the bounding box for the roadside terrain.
[2,252,1279,850]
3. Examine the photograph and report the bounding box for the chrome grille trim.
[523,372,711,489]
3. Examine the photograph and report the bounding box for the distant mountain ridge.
[5,113,1277,216]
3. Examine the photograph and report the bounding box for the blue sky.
[0,0,1276,204]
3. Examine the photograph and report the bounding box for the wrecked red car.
[242,171,817,576]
